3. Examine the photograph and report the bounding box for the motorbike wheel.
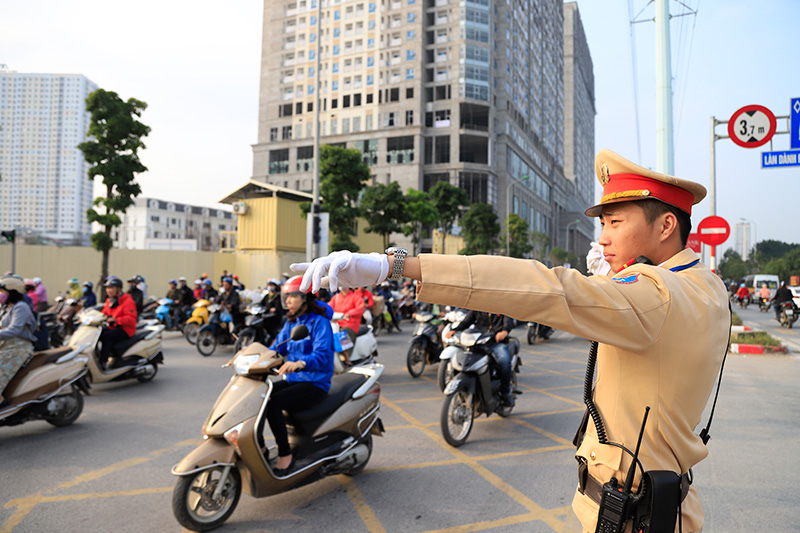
[184,323,200,345]
[441,386,474,447]
[527,326,536,345]
[233,330,256,354]
[343,434,373,476]
[196,331,218,357]
[136,362,158,383]
[172,466,242,532]
[372,316,383,337]
[437,360,454,393]
[45,389,83,427]
[406,341,426,378]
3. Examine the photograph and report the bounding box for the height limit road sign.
[728,105,777,148]
[697,216,730,246]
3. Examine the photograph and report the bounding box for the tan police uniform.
[414,150,730,532]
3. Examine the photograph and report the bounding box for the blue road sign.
[762,150,800,168]
[791,98,800,149]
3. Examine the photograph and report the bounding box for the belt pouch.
[634,471,681,533]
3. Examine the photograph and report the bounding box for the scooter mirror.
[290,325,309,341]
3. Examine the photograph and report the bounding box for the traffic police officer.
[293,149,730,532]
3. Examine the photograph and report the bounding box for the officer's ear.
[658,211,679,243]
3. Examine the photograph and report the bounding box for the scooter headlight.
[233,354,260,375]
[459,331,479,347]
[224,422,244,455]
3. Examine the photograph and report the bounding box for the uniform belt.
[577,460,692,506]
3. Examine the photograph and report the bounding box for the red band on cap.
[603,173,694,214]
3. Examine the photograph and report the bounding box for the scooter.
[171,325,385,532]
[778,301,799,329]
[0,342,91,429]
[406,311,444,378]
[233,305,278,354]
[525,321,553,345]
[184,299,211,345]
[68,309,165,384]
[156,298,174,326]
[331,312,378,374]
[759,297,771,313]
[440,327,522,447]
[196,304,239,357]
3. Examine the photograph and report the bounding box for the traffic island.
[730,330,789,355]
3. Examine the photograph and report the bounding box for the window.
[407,50,415,61]
[406,110,413,125]
[406,68,415,80]
[406,87,414,99]
[270,127,278,141]
[269,149,290,174]
[342,117,350,133]
[353,116,361,132]
[435,135,450,163]
[390,88,400,101]
[434,109,451,127]
[279,103,293,117]
[297,146,314,172]
[330,118,338,134]
[282,125,292,139]
[459,172,489,203]
[366,114,373,130]
[354,93,362,106]
[343,95,351,107]
[331,98,338,108]
[332,62,339,73]
[384,112,397,127]
[386,136,414,164]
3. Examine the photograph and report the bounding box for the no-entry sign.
[728,105,777,148]
[697,216,730,246]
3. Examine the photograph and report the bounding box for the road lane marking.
[510,418,573,446]
[515,383,583,407]
[419,506,576,533]
[337,476,387,532]
[382,398,569,531]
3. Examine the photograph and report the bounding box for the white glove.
[586,241,611,276]
[290,250,390,293]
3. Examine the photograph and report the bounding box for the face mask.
[268,286,277,292]
[0,292,7,305]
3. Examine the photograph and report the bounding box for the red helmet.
[282,275,311,307]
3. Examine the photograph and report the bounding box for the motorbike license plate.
[786,309,794,316]
[336,330,354,351]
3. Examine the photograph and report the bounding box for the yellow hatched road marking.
[338,476,387,533]
[419,506,575,533]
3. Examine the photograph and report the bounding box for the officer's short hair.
[637,199,691,247]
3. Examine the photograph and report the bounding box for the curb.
[730,325,753,333]
[729,343,788,355]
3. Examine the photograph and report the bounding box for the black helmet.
[104,276,123,288]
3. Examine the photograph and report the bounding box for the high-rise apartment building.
[734,221,751,260]
[253,0,593,256]
[0,69,98,244]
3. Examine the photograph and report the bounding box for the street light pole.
[565,219,579,260]
[505,175,529,256]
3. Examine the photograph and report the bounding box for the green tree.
[302,145,371,252]
[78,89,150,282]
[402,189,439,255]
[549,246,568,266]
[504,213,531,258]
[429,181,470,252]
[763,248,800,282]
[459,203,500,255]
[530,231,551,261]
[360,181,410,250]
[718,249,749,280]
[756,239,800,263]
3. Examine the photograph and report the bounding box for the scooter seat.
[6,347,74,391]
[288,373,367,434]
[357,325,370,337]
[112,330,151,356]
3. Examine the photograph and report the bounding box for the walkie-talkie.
[594,407,650,533]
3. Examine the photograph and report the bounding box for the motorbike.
[233,305,278,354]
[440,327,522,447]
[139,297,159,321]
[171,325,385,532]
[395,293,416,321]
[759,297,771,313]
[0,342,92,429]
[331,312,378,373]
[406,311,444,378]
[68,309,165,384]
[196,304,239,357]
[737,295,750,309]
[184,299,211,345]
[525,321,553,345]
[778,301,799,328]
[156,298,174,327]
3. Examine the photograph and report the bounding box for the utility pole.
[654,0,674,175]
[308,0,323,262]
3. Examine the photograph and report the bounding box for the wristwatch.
[385,247,408,281]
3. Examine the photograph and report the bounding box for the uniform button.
[590,451,596,460]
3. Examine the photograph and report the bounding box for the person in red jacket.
[329,287,364,365]
[100,276,138,368]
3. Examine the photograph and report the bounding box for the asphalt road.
[1,318,798,533]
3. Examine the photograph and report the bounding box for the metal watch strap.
[386,247,407,281]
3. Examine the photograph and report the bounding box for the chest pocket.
[290,337,313,355]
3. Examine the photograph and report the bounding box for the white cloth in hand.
[586,241,611,276]
[290,250,390,293]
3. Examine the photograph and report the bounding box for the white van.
[745,274,780,299]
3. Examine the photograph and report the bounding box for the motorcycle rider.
[127,277,144,314]
[67,278,82,299]
[329,286,365,365]
[165,280,181,330]
[232,275,246,291]
[735,283,750,306]
[359,286,374,325]
[376,281,402,332]
[757,283,771,309]
[193,279,205,300]
[773,281,794,321]
[99,276,138,369]
[0,275,38,407]
[259,278,285,340]
[32,277,49,312]
[218,277,241,329]
[267,275,335,475]
[203,279,218,301]
[81,281,97,309]
[445,310,516,407]
[176,277,195,327]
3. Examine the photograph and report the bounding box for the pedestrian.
[294,149,730,533]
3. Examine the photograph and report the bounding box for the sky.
[2,0,799,250]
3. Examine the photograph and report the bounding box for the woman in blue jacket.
[267,275,335,475]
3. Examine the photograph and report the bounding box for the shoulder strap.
[698,301,732,445]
